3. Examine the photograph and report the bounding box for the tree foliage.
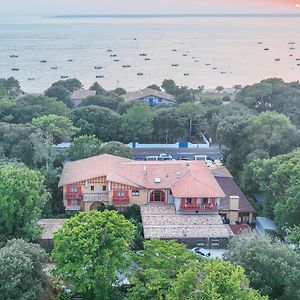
[224,231,300,300]
[0,165,49,240]
[52,210,135,299]
[99,141,132,158]
[0,239,48,300]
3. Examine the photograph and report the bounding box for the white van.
[194,155,207,162]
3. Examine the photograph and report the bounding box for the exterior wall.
[143,96,174,106]
[219,211,255,224]
[108,189,148,206]
[71,99,83,107]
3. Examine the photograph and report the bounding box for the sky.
[1,0,300,16]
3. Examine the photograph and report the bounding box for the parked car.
[191,247,211,258]
[145,155,159,161]
[158,153,173,160]
[194,155,207,161]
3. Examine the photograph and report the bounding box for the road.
[132,144,223,161]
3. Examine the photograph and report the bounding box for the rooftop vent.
[176,171,181,178]
[186,162,190,167]
[143,166,147,175]
[154,177,161,183]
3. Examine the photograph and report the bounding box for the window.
[203,197,209,204]
[70,199,79,206]
[186,198,193,204]
[70,185,78,193]
[132,190,139,196]
[90,185,94,191]
[103,185,107,191]
[117,190,125,197]
[150,190,165,202]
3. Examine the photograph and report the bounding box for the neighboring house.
[58,154,255,247]
[123,88,175,106]
[256,217,277,235]
[70,89,96,107]
[212,167,256,224]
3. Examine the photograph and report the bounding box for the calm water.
[0,15,300,93]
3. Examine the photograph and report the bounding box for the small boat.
[60,75,69,79]
[172,49,177,52]
[145,58,151,61]
[40,60,47,63]
[183,54,187,56]
[297,64,300,66]
[184,73,189,76]
[110,54,117,57]
[11,68,19,71]
[192,57,197,59]
[51,66,58,70]
[139,53,147,56]
[289,47,295,50]
[288,42,296,45]
[274,58,280,62]
[96,75,104,78]
[172,64,179,67]
[94,66,102,70]
[296,58,300,61]
[122,65,131,68]
[205,63,210,66]
[10,54,18,58]
[137,72,144,76]
[213,67,218,70]
[67,59,73,62]
[107,49,113,52]
[257,41,263,45]
[264,48,270,51]
[289,54,294,57]
[28,78,35,81]
[194,60,199,62]
[114,59,120,62]
[133,38,137,40]
[221,72,226,74]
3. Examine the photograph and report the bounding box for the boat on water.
[213,67,218,70]
[288,42,296,45]
[296,58,300,61]
[110,54,117,57]
[10,54,18,58]
[40,60,47,63]
[137,72,144,76]
[289,47,295,50]
[114,59,120,62]
[274,58,280,62]
[194,60,199,62]
[122,65,131,68]
[28,78,35,81]
[184,73,189,76]
[205,63,210,66]
[145,58,151,61]
[183,54,187,56]
[172,64,179,67]
[11,68,19,71]
[51,66,58,70]
[264,48,270,51]
[221,72,226,74]
[60,76,69,79]
[94,66,102,70]
[172,49,177,52]
[96,75,104,78]
[107,49,113,52]
[257,41,263,45]
[139,53,147,56]
[67,59,73,62]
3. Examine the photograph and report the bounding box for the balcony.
[113,198,130,205]
[65,192,83,201]
[180,203,217,212]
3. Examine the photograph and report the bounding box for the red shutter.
[181,198,185,207]
[66,185,70,193]
[113,191,118,199]
[78,185,82,193]
[193,198,197,205]
[211,198,216,205]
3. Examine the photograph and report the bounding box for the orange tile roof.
[59,155,225,198]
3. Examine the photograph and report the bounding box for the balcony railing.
[180,203,217,212]
[113,197,130,205]
[65,192,83,201]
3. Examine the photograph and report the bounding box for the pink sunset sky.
[1,0,300,15]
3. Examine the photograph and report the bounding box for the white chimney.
[176,171,181,178]
[143,166,147,175]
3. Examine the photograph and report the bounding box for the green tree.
[224,231,300,300]
[167,260,267,300]
[45,85,73,107]
[288,225,300,252]
[69,135,102,161]
[127,239,198,300]
[0,77,22,98]
[99,141,132,158]
[161,79,178,95]
[32,114,78,144]
[90,82,106,95]
[72,105,121,142]
[0,122,36,167]
[0,83,6,99]
[52,78,82,92]
[80,94,124,111]
[2,95,70,124]
[113,87,127,96]
[120,103,154,143]
[175,102,207,141]
[215,85,225,93]
[147,84,161,91]
[0,165,49,240]
[0,239,48,300]
[52,210,135,299]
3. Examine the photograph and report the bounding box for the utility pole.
[165,130,168,154]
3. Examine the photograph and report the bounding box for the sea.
[0,15,299,93]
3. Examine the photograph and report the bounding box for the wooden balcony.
[65,192,83,201]
[180,203,217,212]
[113,197,130,205]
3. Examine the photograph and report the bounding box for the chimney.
[143,166,147,175]
[176,171,181,178]
[229,196,239,211]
